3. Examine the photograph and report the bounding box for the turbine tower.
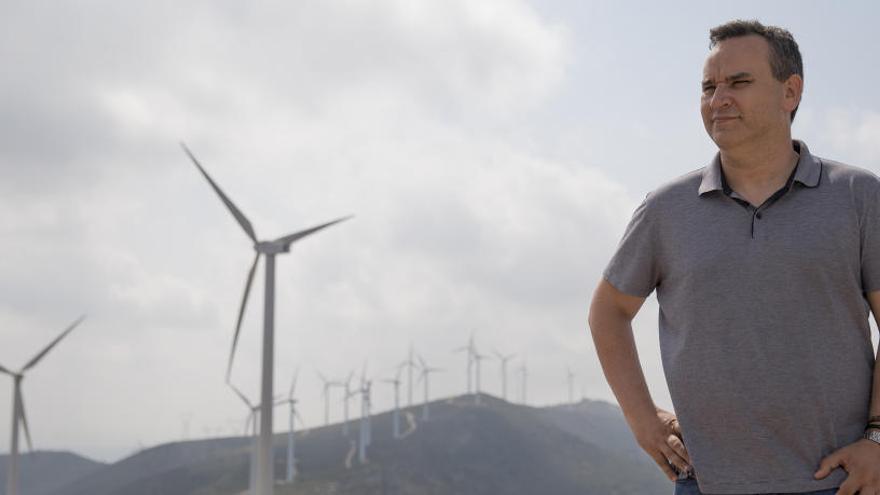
[518,359,529,405]
[453,333,475,395]
[230,384,284,492]
[382,365,404,439]
[317,371,341,426]
[284,369,305,483]
[398,345,418,407]
[341,370,355,436]
[1,316,84,495]
[493,350,516,401]
[230,383,260,494]
[472,347,489,405]
[183,143,350,495]
[416,355,443,421]
[357,366,373,464]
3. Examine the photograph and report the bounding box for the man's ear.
[783,73,803,114]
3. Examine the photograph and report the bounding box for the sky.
[1,0,879,463]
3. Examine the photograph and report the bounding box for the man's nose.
[710,85,733,110]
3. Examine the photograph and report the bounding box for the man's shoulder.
[819,156,880,190]
[643,167,705,209]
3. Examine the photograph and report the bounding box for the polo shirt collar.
[698,140,822,196]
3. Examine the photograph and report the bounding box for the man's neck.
[719,135,799,205]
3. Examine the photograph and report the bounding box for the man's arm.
[814,290,880,494]
[588,278,690,481]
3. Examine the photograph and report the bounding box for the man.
[589,20,880,495]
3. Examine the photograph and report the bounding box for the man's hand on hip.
[633,407,691,482]
[814,438,880,494]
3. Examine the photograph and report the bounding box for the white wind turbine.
[416,355,443,421]
[382,365,404,439]
[452,333,475,395]
[472,347,489,405]
[518,360,529,404]
[317,371,341,426]
[1,316,84,495]
[356,364,372,464]
[398,345,418,407]
[183,143,350,495]
[340,370,355,436]
[229,383,260,494]
[493,350,516,401]
[283,369,305,484]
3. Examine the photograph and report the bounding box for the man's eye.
[702,86,715,94]
[732,80,750,87]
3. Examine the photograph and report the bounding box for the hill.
[46,394,670,495]
[0,450,106,495]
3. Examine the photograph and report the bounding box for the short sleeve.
[602,194,662,298]
[860,178,880,293]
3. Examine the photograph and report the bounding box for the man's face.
[700,35,799,150]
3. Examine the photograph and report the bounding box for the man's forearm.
[589,308,659,432]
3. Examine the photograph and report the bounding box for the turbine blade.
[226,253,260,382]
[273,215,352,248]
[228,382,254,409]
[17,387,33,451]
[22,315,85,372]
[295,411,306,428]
[0,363,12,375]
[289,368,300,400]
[181,142,258,243]
[417,355,427,369]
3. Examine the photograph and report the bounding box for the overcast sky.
[2,0,879,463]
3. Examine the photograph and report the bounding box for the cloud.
[0,0,634,461]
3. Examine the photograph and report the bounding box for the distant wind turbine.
[493,350,516,401]
[357,364,372,464]
[182,143,351,495]
[398,344,418,407]
[283,369,305,484]
[1,316,84,495]
[416,355,443,421]
[382,365,404,439]
[453,332,475,395]
[230,384,284,492]
[472,347,489,405]
[317,371,341,426]
[341,370,355,436]
[518,359,529,405]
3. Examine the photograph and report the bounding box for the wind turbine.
[493,350,516,401]
[283,369,305,484]
[341,370,355,436]
[317,371,341,426]
[452,333,475,395]
[472,347,489,405]
[518,359,529,405]
[229,383,260,494]
[182,143,350,495]
[382,365,404,439]
[416,355,443,421]
[1,316,84,495]
[357,364,372,464]
[398,344,418,407]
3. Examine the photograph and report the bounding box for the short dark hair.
[709,19,803,121]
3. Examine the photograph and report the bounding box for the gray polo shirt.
[604,141,880,494]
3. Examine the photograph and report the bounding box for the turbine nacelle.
[255,241,291,255]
